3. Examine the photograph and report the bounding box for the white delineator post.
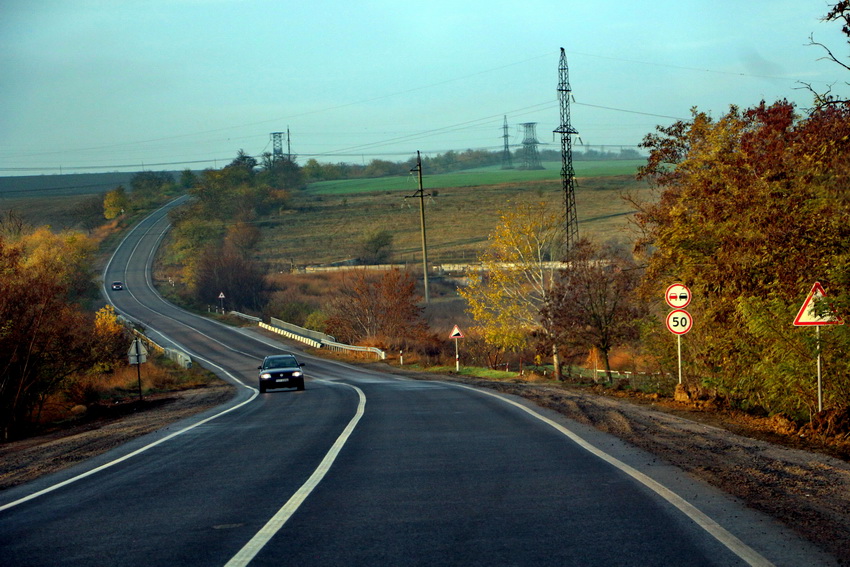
[449,325,464,372]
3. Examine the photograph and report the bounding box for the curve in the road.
[2,196,830,566]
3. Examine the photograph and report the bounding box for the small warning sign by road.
[794,282,844,326]
[128,339,148,365]
[449,325,464,339]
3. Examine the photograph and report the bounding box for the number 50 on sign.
[666,309,693,335]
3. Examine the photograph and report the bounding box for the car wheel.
[297,379,305,391]
[259,383,266,393]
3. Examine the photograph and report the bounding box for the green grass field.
[307,160,645,195]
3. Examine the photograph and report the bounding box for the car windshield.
[264,356,298,369]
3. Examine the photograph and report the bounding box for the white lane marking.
[225,381,366,567]
[452,383,774,567]
[103,199,260,361]
[0,355,257,513]
[101,195,188,299]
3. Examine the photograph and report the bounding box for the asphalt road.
[0,199,835,566]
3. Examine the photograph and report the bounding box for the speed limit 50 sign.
[666,309,693,335]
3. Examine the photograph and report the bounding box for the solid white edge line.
[451,383,774,567]
[224,381,366,567]
[0,355,257,513]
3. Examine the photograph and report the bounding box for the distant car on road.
[258,354,306,393]
[111,281,124,290]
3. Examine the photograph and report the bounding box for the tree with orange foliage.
[0,235,98,439]
[543,240,645,381]
[633,99,850,415]
[325,269,427,349]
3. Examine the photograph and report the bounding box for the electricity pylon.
[553,47,579,250]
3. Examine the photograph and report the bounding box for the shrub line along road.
[0,197,836,566]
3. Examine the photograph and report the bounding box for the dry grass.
[37,358,216,426]
[257,176,650,271]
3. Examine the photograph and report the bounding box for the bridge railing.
[251,317,386,360]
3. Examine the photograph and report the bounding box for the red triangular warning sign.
[449,325,464,339]
[794,282,844,326]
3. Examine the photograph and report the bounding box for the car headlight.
[292,371,303,378]
[260,372,272,379]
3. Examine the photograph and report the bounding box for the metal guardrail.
[259,322,323,348]
[321,340,386,360]
[209,311,387,360]
[269,317,334,343]
[259,321,386,360]
[229,310,261,322]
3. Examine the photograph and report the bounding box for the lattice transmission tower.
[553,47,579,249]
[500,115,513,169]
[270,128,291,162]
[519,122,543,170]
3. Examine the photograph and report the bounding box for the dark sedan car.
[111,281,124,290]
[258,354,306,393]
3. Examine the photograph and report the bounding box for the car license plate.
[276,378,290,383]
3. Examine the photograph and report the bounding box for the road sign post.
[793,282,844,412]
[666,308,693,385]
[218,292,225,313]
[665,283,693,386]
[127,338,148,401]
[449,325,464,372]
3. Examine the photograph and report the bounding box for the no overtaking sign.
[665,284,691,309]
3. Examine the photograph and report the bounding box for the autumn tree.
[325,269,427,348]
[164,155,293,307]
[91,304,132,372]
[259,154,304,191]
[103,185,130,219]
[188,168,247,221]
[187,160,288,223]
[459,202,566,377]
[0,234,100,439]
[634,100,850,415]
[18,227,97,301]
[543,239,645,381]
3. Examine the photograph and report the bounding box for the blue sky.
[1,0,847,175]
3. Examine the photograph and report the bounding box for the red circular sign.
[665,284,691,309]
[666,309,693,335]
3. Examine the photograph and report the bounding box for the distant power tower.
[270,128,291,162]
[553,47,579,249]
[519,122,543,170]
[500,115,514,169]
